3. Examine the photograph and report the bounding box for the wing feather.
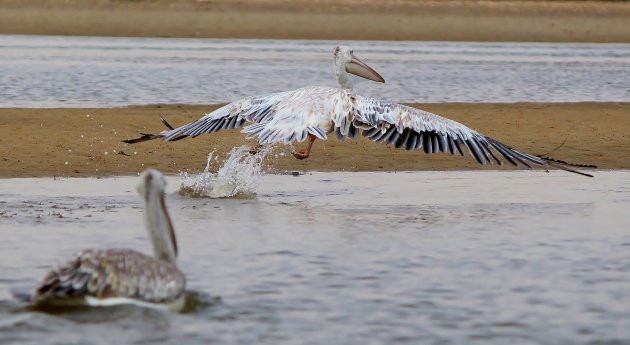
[32,249,185,305]
[347,94,546,168]
[423,133,432,154]
[124,84,589,175]
[162,89,296,141]
[240,87,349,144]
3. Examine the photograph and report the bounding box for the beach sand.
[1,0,629,42]
[1,103,627,177]
[0,2,628,177]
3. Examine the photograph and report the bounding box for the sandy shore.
[1,103,627,177]
[1,0,629,42]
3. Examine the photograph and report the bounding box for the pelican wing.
[347,94,546,167]
[32,249,185,305]
[164,86,363,145]
[241,86,349,143]
[162,89,299,141]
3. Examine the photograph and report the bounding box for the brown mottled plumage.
[33,249,185,305]
[31,169,186,310]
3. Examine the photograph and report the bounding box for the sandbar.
[1,102,627,177]
[0,0,629,42]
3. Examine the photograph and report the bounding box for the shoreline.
[1,1,629,43]
[1,102,628,178]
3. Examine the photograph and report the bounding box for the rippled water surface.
[1,35,629,107]
[1,171,629,344]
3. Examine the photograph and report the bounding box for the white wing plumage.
[157,86,548,168]
[241,87,351,143]
[347,94,546,167]
[162,87,332,142]
[160,86,374,144]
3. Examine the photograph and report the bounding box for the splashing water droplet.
[179,145,271,199]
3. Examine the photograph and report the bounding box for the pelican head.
[333,46,385,90]
[137,169,178,264]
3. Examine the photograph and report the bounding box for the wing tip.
[542,159,595,177]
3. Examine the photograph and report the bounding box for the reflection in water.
[19,290,218,317]
[0,171,629,344]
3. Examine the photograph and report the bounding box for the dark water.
[0,35,629,107]
[1,171,629,344]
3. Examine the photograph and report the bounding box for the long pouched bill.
[346,53,385,83]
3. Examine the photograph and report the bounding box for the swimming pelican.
[124,46,591,177]
[31,169,186,311]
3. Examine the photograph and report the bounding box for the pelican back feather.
[32,249,185,306]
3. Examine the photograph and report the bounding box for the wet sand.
[1,103,627,177]
[1,0,629,42]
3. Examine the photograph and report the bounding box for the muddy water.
[1,171,629,344]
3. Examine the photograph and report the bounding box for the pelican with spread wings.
[124,46,591,177]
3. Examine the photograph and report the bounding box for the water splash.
[178,145,271,199]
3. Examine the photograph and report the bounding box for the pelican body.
[124,46,591,177]
[31,170,186,311]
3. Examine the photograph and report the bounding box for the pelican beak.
[346,52,385,83]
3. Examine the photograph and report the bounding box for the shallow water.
[1,35,629,107]
[1,171,629,344]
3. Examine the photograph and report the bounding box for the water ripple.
[1,171,629,344]
[1,35,629,107]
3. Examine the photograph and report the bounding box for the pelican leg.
[249,144,264,155]
[291,134,317,160]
